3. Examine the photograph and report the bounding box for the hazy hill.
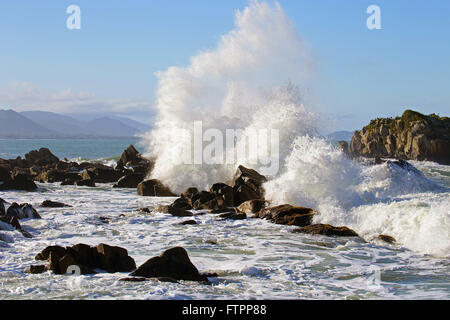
[0,109,151,138]
[0,109,58,138]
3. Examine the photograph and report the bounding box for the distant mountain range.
[0,109,151,138]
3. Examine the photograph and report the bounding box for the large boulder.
[24,148,59,166]
[131,247,208,282]
[350,110,450,165]
[255,204,315,227]
[137,179,176,197]
[232,165,267,206]
[293,224,359,237]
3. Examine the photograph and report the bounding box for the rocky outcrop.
[24,148,59,166]
[34,243,136,275]
[137,179,176,197]
[232,165,267,206]
[255,204,315,227]
[116,145,154,175]
[350,110,450,164]
[130,247,209,282]
[293,224,359,237]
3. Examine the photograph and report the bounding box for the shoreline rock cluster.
[0,145,154,191]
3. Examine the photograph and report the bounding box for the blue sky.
[0,0,449,131]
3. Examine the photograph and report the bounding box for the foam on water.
[1,182,449,299]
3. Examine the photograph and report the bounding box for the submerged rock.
[256,204,315,227]
[137,179,176,197]
[41,200,72,208]
[131,247,209,282]
[24,265,47,274]
[293,224,359,237]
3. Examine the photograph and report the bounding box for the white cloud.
[0,82,154,116]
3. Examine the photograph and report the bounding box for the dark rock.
[82,167,125,184]
[0,198,7,215]
[24,148,59,166]
[24,265,47,274]
[0,215,32,238]
[113,173,144,188]
[181,220,197,225]
[256,204,315,227]
[131,247,208,282]
[219,212,247,220]
[350,110,450,165]
[20,203,41,219]
[41,200,72,208]
[96,243,136,273]
[0,165,11,182]
[293,224,359,237]
[116,145,154,175]
[137,179,175,197]
[168,198,193,217]
[6,202,26,219]
[210,183,234,207]
[232,165,267,206]
[35,245,67,261]
[119,277,149,282]
[0,172,37,191]
[237,200,267,214]
[37,169,81,183]
[181,187,200,202]
[377,234,396,244]
[76,179,96,187]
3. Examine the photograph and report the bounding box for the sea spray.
[143,1,318,192]
[143,1,450,257]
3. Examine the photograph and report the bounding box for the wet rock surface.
[131,247,209,282]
